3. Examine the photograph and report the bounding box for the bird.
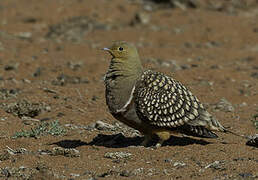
[103,41,241,147]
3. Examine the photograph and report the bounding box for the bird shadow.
[92,133,212,148]
[49,139,89,148]
[50,133,211,149]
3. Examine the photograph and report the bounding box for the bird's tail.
[193,110,248,139]
[209,115,248,139]
[223,128,248,139]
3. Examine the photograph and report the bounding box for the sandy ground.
[0,0,258,179]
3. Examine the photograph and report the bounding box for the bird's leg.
[141,134,152,147]
[155,131,171,148]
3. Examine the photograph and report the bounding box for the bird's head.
[103,41,139,59]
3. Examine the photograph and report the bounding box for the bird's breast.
[105,74,135,113]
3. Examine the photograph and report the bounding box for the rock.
[1,99,47,118]
[164,158,173,163]
[67,61,83,71]
[246,134,258,148]
[46,16,110,42]
[52,74,89,86]
[0,151,10,161]
[170,60,182,71]
[15,32,32,39]
[104,151,132,159]
[50,147,80,157]
[4,63,19,71]
[0,41,4,51]
[253,27,258,33]
[213,98,235,112]
[95,120,115,131]
[120,170,132,177]
[173,161,186,168]
[204,41,221,48]
[204,160,225,170]
[131,12,151,25]
[0,88,20,100]
[70,173,80,177]
[33,67,44,77]
[6,147,28,155]
[239,173,253,178]
[251,72,258,79]
[132,168,144,176]
[239,102,247,107]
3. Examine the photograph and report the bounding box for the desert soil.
[0,0,258,179]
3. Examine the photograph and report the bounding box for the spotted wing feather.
[134,70,205,129]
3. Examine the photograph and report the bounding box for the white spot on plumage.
[144,98,147,103]
[163,108,168,115]
[192,108,199,116]
[147,101,151,107]
[200,103,204,109]
[178,119,184,125]
[183,116,189,122]
[193,101,199,108]
[188,113,195,120]
[190,95,195,101]
[174,120,179,126]
[176,113,180,119]
[169,106,173,114]
[160,98,164,103]
[154,114,158,121]
[180,108,185,115]
[185,104,190,111]
[158,110,162,115]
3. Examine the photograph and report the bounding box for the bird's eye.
[118,47,123,51]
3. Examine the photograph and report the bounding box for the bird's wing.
[134,70,205,128]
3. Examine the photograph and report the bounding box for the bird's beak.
[103,47,110,52]
[103,47,114,57]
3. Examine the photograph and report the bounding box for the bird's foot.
[140,135,152,147]
[154,140,164,148]
[154,130,171,148]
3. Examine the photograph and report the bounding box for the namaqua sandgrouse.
[103,41,230,147]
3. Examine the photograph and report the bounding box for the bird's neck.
[105,57,143,113]
[107,57,143,80]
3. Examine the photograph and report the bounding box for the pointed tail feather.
[224,129,248,139]
[177,125,218,138]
